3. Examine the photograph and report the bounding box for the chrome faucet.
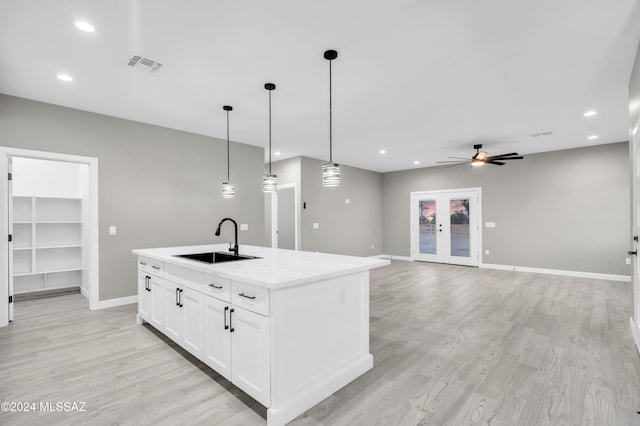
[215,218,239,256]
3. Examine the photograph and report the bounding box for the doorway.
[0,147,99,327]
[630,116,640,349]
[410,188,481,266]
[270,183,298,250]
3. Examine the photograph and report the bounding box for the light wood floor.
[1,261,639,425]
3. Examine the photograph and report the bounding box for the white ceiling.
[1,0,639,173]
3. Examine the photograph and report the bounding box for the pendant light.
[263,83,277,192]
[323,49,340,187]
[221,105,235,198]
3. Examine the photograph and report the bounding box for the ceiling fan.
[437,144,524,167]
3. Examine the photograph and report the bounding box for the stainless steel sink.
[174,251,261,264]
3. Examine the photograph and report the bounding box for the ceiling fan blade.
[437,160,468,164]
[487,156,524,161]
[446,162,469,168]
[489,152,519,158]
[448,156,471,160]
[486,161,505,166]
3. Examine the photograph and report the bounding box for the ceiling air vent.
[128,55,163,73]
[530,131,553,138]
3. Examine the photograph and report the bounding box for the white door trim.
[410,187,482,267]
[629,115,640,354]
[271,183,299,250]
[0,147,99,326]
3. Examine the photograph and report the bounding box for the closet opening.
[0,148,99,326]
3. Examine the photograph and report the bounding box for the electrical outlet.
[345,198,350,204]
[485,222,496,228]
[626,257,631,265]
[485,249,490,256]
[240,223,248,231]
[371,243,375,249]
[313,223,319,229]
[109,226,117,236]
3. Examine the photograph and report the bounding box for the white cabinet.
[149,275,165,330]
[11,196,83,294]
[138,271,151,322]
[203,295,232,380]
[203,287,270,407]
[231,305,270,406]
[164,280,204,359]
[137,259,271,409]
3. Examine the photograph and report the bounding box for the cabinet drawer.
[203,275,231,302]
[149,259,163,274]
[231,282,269,316]
[137,256,151,272]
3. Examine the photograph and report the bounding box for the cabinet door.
[203,295,232,380]
[149,275,165,330]
[137,271,151,322]
[164,281,183,342]
[231,307,270,407]
[181,287,204,359]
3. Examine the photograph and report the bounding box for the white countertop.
[132,244,390,290]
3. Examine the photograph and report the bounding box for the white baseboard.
[80,286,90,300]
[373,254,413,262]
[481,263,630,282]
[630,318,640,356]
[93,295,138,310]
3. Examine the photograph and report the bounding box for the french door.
[410,188,480,266]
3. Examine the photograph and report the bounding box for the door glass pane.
[419,200,437,254]
[450,199,470,257]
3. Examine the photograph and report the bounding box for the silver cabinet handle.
[238,293,256,300]
[152,265,160,270]
[139,261,147,266]
[209,283,223,289]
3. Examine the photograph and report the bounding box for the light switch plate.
[313,223,319,229]
[109,226,117,235]
[485,222,496,228]
[240,223,248,231]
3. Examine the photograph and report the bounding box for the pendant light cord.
[269,89,272,174]
[329,57,333,163]
[226,109,230,181]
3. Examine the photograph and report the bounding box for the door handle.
[629,251,637,256]
[179,289,183,307]
[224,306,229,330]
[209,283,223,289]
[175,288,180,306]
[229,308,235,333]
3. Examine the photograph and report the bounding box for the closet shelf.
[17,268,83,277]
[35,244,83,250]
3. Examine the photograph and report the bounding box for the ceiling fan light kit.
[438,143,524,168]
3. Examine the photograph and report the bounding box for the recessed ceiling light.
[57,74,73,82]
[583,110,597,117]
[379,149,386,154]
[413,160,420,165]
[75,21,95,32]
[274,151,281,156]
[587,135,598,140]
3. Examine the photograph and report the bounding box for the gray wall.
[300,157,382,257]
[265,156,383,257]
[382,143,630,276]
[0,94,265,301]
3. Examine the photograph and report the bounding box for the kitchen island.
[132,244,389,426]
